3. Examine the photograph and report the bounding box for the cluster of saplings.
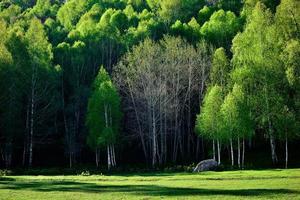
[0,0,299,171]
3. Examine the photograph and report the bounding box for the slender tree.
[231,2,286,164]
[86,66,122,169]
[24,18,56,167]
[195,85,224,164]
[220,84,253,168]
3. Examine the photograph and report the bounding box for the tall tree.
[195,85,224,164]
[0,19,21,168]
[114,37,213,166]
[276,106,299,169]
[24,18,57,167]
[231,2,286,164]
[86,66,122,169]
[220,84,253,168]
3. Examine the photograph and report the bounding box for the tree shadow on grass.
[0,179,298,197]
[169,176,300,182]
[0,177,15,181]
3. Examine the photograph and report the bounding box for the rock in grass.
[193,159,218,172]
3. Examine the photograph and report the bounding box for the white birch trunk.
[107,145,111,170]
[217,139,221,164]
[230,139,234,166]
[152,108,157,167]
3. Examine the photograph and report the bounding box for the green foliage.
[86,67,122,150]
[110,10,128,33]
[281,39,300,89]
[75,4,104,36]
[218,0,243,14]
[195,85,224,140]
[201,9,241,48]
[44,17,67,45]
[241,0,280,19]
[0,0,299,169]
[220,84,253,141]
[0,4,21,23]
[146,0,160,11]
[231,2,287,141]
[280,39,300,126]
[0,20,12,66]
[0,20,22,154]
[127,0,148,11]
[30,0,58,19]
[159,0,205,23]
[210,47,230,86]
[123,5,139,27]
[198,5,215,25]
[275,106,299,141]
[57,0,96,30]
[25,18,53,67]
[170,18,201,42]
[275,0,300,43]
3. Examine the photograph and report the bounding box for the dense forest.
[0,0,299,170]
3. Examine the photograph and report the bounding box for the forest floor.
[0,169,299,199]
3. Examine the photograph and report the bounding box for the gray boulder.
[193,159,218,172]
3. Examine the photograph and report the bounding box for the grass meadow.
[0,169,299,199]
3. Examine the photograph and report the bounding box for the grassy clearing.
[0,169,300,199]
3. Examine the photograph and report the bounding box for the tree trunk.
[213,140,216,160]
[230,139,234,166]
[196,138,200,160]
[4,142,12,168]
[23,103,30,166]
[242,138,245,169]
[61,72,71,168]
[69,152,72,168]
[95,148,99,167]
[237,138,241,168]
[164,110,167,164]
[172,108,179,163]
[217,139,221,164]
[152,108,157,167]
[112,144,116,167]
[107,145,111,170]
[109,145,113,167]
[265,84,277,165]
[28,89,35,167]
[128,83,148,162]
[22,144,26,167]
[285,132,288,169]
[269,132,278,164]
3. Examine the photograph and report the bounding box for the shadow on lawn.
[0,179,299,197]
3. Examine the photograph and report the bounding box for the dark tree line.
[0,0,299,169]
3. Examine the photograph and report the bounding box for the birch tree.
[195,85,224,164]
[114,36,213,166]
[24,18,56,167]
[86,66,122,169]
[220,84,254,168]
[231,2,286,164]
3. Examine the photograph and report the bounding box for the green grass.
[0,169,300,199]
